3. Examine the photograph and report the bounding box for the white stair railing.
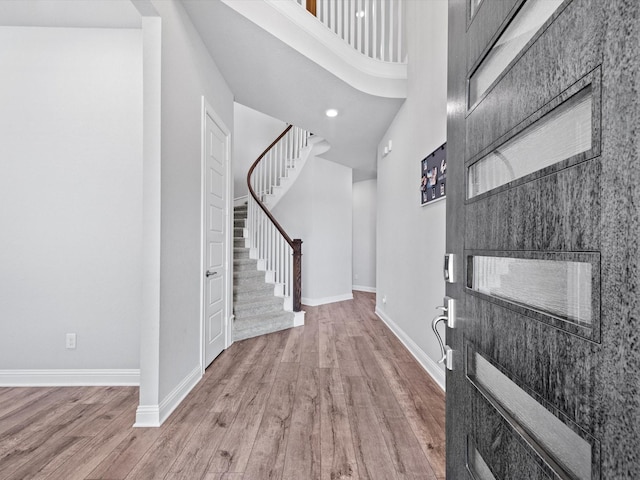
[247,125,310,312]
[294,0,406,63]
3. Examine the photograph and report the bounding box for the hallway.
[0,292,445,479]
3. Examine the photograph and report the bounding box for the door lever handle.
[206,270,218,277]
[432,315,448,364]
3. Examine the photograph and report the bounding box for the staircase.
[233,204,295,341]
[231,125,328,341]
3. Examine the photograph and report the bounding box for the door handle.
[206,270,218,277]
[432,306,455,370]
[432,315,448,364]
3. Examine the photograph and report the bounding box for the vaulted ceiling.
[182,0,405,181]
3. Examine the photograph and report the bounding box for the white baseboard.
[302,292,353,307]
[134,364,201,428]
[134,404,160,427]
[0,369,140,387]
[293,310,305,327]
[352,285,376,293]
[375,307,446,392]
[159,365,202,425]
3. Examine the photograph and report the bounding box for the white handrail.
[247,125,310,309]
[294,0,406,64]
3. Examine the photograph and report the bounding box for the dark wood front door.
[445,0,639,478]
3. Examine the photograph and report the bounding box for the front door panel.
[446,0,639,478]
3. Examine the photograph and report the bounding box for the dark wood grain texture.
[448,0,640,477]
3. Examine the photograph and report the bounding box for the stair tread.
[233,261,258,269]
[234,310,294,329]
[233,294,284,311]
[234,302,284,315]
[234,292,282,306]
[233,256,255,263]
[235,308,293,322]
[233,322,294,342]
[234,284,274,297]
[234,269,264,278]
[233,279,272,292]
[234,286,274,297]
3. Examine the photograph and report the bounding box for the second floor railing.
[295,0,406,63]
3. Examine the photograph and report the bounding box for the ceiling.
[0,0,404,181]
[182,0,405,181]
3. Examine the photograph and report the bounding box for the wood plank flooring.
[0,292,445,480]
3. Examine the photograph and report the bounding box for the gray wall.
[375,0,448,388]
[233,103,286,201]
[151,0,234,402]
[273,156,353,305]
[352,179,377,292]
[0,26,143,372]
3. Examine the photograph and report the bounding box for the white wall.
[375,0,448,389]
[0,27,142,374]
[150,0,234,410]
[273,156,353,305]
[233,103,286,201]
[352,179,377,292]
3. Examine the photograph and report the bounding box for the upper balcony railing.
[295,0,406,64]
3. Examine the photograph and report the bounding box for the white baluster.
[280,236,284,286]
[270,223,275,273]
[261,213,265,263]
[397,0,402,62]
[360,0,365,53]
[261,161,265,199]
[337,0,342,39]
[349,0,354,47]
[288,246,293,298]
[267,222,271,272]
[383,0,395,62]
[380,0,385,61]
[364,0,369,57]
[322,0,328,25]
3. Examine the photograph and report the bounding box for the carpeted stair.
[233,204,295,341]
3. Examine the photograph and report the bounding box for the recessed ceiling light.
[325,109,339,118]
[356,10,365,18]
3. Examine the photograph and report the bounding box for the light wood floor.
[0,292,445,480]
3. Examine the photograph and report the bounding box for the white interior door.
[203,108,228,368]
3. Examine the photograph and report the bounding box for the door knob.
[206,270,218,277]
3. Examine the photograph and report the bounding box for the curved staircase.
[232,125,328,341]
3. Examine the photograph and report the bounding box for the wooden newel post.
[292,239,303,312]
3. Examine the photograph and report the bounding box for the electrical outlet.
[382,295,387,304]
[66,333,76,350]
[355,273,359,280]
